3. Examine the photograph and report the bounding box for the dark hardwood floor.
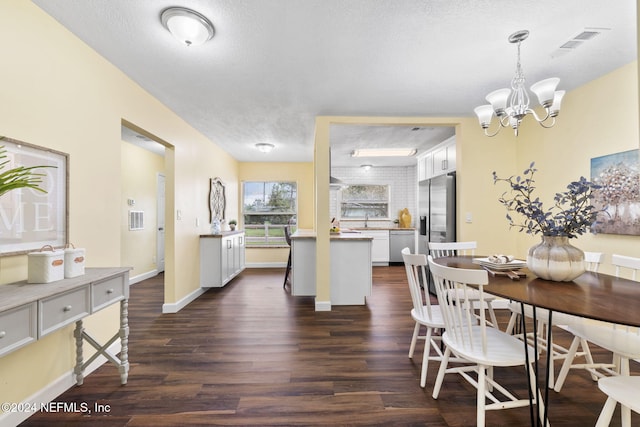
[21,266,637,426]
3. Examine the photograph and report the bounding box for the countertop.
[200,230,245,238]
[350,227,416,231]
[291,229,373,241]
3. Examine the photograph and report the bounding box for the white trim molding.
[129,269,158,285]
[162,287,206,313]
[0,340,120,427]
[315,300,331,311]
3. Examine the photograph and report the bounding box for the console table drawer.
[39,286,90,337]
[0,302,37,357]
[92,275,127,312]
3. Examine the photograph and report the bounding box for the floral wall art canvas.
[590,149,640,236]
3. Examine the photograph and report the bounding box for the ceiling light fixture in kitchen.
[474,30,565,137]
[161,7,215,47]
[255,143,275,153]
[351,148,417,158]
[360,164,373,171]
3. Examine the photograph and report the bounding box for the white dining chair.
[402,248,465,388]
[428,241,499,329]
[428,256,547,427]
[553,253,640,392]
[595,376,640,427]
[504,251,604,388]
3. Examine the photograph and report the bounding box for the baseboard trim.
[246,262,287,268]
[315,300,331,311]
[0,340,121,427]
[162,287,206,313]
[129,269,159,286]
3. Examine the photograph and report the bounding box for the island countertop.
[291,229,374,241]
[200,230,245,238]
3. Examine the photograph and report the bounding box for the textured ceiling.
[34,0,637,166]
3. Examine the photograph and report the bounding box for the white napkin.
[487,254,515,264]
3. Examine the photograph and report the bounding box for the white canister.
[64,244,85,278]
[28,245,65,283]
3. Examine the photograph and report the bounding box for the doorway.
[120,120,171,309]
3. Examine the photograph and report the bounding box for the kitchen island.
[290,229,373,305]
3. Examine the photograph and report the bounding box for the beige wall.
[238,161,314,265]
[456,61,639,271]
[510,62,640,275]
[0,0,638,416]
[0,0,238,409]
[120,141,165,277]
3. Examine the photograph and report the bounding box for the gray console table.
[0,267,131,385]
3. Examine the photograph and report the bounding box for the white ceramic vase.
[527,236,585,282]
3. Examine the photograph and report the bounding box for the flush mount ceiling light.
[474,30,565,137]
[360,164,373,171]
[255,143,275,153]
[161,7,215,47]
[351,148,417,158]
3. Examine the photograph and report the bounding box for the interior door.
[156,173,165,273]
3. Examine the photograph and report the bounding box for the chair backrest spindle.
[612,254,640,281]
[428,255,490,356]
[583,251,604,272]
[429,241,477,258]
[402,248,432,319]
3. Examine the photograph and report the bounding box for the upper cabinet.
[417,152,433,181]
[417,136,456,181]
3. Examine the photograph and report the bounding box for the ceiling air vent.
[573,30,601,41]
[552,27,610,57]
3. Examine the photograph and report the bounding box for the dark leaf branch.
[493,162,601,238]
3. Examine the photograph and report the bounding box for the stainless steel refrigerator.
[418,172,456,294]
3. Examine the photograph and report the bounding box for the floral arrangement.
[492,162,601,238]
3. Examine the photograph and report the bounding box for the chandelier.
[474,30,565,137]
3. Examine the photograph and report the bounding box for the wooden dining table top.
[433,255,640,328]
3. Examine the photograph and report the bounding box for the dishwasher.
[389,229,416,264]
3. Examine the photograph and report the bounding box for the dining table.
[432,255,640,427]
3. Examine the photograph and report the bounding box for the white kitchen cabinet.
[417,152,433,181]
[291,237,316,296]
[362,230,389,265]
[200,232,246,288]
[431,136,456,177]
[417,136,456,181]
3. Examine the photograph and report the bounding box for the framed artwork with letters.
[0,137,69,255]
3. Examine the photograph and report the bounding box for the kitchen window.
[340,184,390,219]
[243,181,297,247]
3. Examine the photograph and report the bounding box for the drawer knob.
[0,331,5,339]
[107,289,114,294]
[63,305,72,312]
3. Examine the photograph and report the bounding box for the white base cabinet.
[291,238,316,296]
[200,232,246,288]
[362,230,390,265]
